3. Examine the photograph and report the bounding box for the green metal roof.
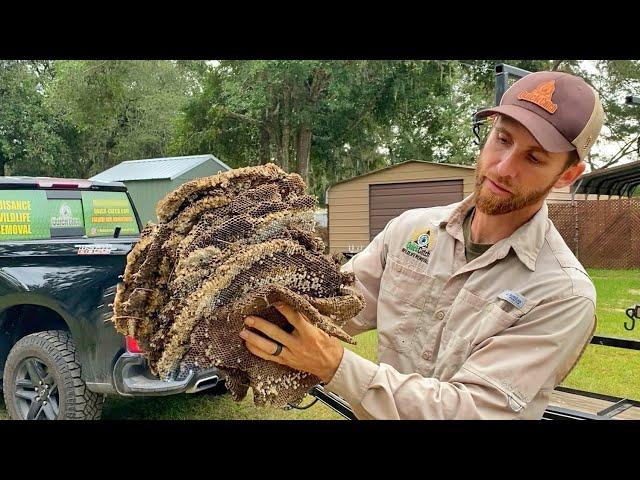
[89,154,231,182]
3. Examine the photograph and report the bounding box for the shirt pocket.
[378,253,430,353]
[474,302,523,346]
[445,288,524,347]
[435,291,523,380]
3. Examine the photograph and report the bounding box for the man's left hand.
[239,302,344,383]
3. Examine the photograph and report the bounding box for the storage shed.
[90,154,231,225]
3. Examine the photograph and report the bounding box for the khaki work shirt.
[324,195,596,419]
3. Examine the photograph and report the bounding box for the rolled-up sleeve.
[325,295,596,419]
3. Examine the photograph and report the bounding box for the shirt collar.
[440,194,549,271]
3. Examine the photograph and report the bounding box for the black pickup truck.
[0,177,221,420]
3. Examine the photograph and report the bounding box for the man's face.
[474,115,573,215]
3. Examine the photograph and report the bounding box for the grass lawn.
[560,269,640,400]
[1,268,638,420]
[97,330,376,421]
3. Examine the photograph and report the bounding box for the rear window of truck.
[81,191,139,238]
[0,190,139,241]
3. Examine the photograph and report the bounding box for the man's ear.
[554,160,586,189]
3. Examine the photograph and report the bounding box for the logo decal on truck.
[51,203,82,228]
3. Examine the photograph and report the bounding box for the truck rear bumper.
[113,352,222,397]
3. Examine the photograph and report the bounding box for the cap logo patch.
[517,80,558,114]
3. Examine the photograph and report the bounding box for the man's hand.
[239,302,344,383]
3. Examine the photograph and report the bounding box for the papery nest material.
[112,163,364,407]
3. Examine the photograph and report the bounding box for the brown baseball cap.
[475,71,605,161]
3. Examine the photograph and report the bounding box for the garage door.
[369,179,463,239]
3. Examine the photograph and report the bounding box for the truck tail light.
[125,335,143,353]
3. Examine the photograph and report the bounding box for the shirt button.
[435,310,445,320]
[422,351,432,360]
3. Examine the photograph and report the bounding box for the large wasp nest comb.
[112,163,364,407]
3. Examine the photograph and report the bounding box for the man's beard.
[474,158,560,215]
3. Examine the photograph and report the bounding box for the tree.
[10,58,628,196]
[0,61,63,176]
[575,60,640,170]
[44,60,199,178]
[173,61,344,184]
[172,60,485,199]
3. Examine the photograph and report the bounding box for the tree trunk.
[275,142,284,169]
[297,127,312,186]
[270,126,283,169]
[282,128,290,172]
[259,127,270,164]
[281,86,291,172]
[0,154,4,176]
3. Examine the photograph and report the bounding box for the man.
[239,70,605,419]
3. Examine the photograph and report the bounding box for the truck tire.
[2,330,105,420]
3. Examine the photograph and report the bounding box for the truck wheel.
[2,330,105,420]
